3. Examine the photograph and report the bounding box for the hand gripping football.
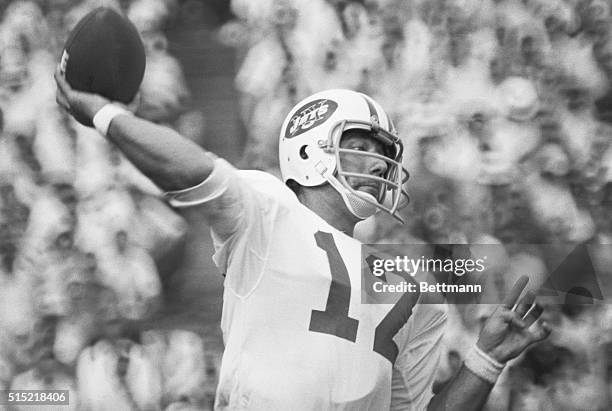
[60,7,146,106]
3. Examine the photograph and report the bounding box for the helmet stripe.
[374,99,392,132]
[360,94,378,124]
[383,108,394,133]
[361,93,393,131]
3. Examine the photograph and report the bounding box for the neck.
[298,185,360,236]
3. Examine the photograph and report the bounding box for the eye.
[349,143,366,151]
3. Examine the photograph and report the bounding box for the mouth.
[354,183,381,199]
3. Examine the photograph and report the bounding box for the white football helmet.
[279,89,409,222]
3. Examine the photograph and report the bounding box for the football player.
[55,70,551,410]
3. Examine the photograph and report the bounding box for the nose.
[368,157,387,177]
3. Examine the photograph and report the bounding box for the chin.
[355,190,379,202]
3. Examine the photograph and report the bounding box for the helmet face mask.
[332,120,410,220]
[279,89,410,222]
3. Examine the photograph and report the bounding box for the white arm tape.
[93,104,132,136]
[464,345,505,384]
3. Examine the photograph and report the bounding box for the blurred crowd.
[223,0,612,409]
[0,0,218,410]
[1,0,612,409]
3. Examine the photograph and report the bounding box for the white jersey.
[165,159,447,411]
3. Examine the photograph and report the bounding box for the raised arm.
[54,67,213,191]
[427,276,551,411]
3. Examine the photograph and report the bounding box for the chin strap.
[315,162,378,220]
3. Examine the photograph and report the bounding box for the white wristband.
[92,104,132,136]
[464,345,505,384]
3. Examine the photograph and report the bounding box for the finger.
[126,91,141,113]
[54,65,73,97]
[498,310,527,329]
[523,303,544,328]
[55,91,70,112]
[526,320,552,344]
[503,275,529,309]
[513,290,536,318]
[54,64,63,85]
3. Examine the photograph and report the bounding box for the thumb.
[126,91,141,113]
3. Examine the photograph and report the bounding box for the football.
[60,7,145,116]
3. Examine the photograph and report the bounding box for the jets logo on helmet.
[285,99,338,139]
[279,89,409,222]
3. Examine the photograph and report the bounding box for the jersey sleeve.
[163,158,293,295]
[390,303,448,411]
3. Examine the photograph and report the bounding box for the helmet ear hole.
[299,145,309,159]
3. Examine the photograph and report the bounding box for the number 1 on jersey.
[309,231,359,342]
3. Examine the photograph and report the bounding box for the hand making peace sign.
[476,276,552,363]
